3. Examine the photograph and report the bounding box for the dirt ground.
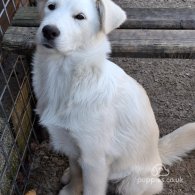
[26,0,195,195]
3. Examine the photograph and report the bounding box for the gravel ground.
[116,0,195,8]
[26,0,195,195]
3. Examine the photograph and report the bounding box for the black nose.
[42,25,60,40]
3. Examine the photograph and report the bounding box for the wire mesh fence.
[0,52,39,195]
[0,0,39,194]
[0,0,32,38]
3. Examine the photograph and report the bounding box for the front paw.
[59,185,71,195]
[61,167,70,185]
[59,184,82,195]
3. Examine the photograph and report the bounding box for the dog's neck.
[65,33,111,68]
[36,33,110,71]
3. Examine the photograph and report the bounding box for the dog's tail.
[159,122,195,165]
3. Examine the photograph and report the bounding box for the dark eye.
[74,13,86,20]
[48,4,56,10]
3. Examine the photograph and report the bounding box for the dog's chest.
[34,62,74,123]
[33,59,106,141]
[33,61,105,158]
[49,126,80,158]
[33,58,105,128]
[34,64,81,156]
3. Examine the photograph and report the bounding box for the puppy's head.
[36,0,126,54]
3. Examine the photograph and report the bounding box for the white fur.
[159,123,195,165]
[32,0,195,194]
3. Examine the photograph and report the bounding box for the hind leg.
[142,178,163,195]
[116,174,163,195]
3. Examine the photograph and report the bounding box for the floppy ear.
[96,0,127,34]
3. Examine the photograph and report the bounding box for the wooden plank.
[12,7,39,27]
[2,27,36,54]
[11,7,195,29]
[110,30,195,58]
[2,26,195,58]
[123,8,195,29]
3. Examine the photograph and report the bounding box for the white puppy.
[32,0,195,194]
